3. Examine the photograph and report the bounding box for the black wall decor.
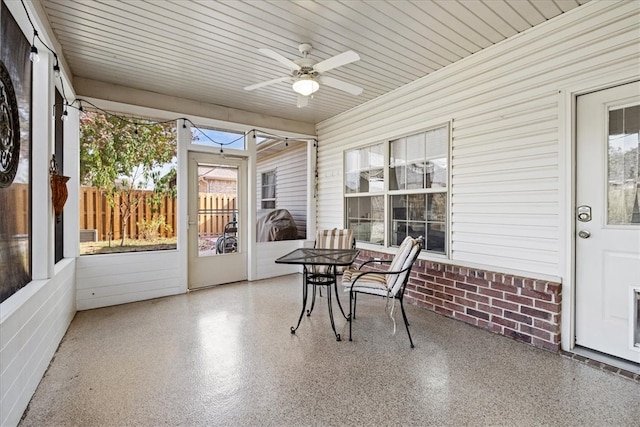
[0,59,19,188]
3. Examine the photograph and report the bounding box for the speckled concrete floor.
[20,274,640,426]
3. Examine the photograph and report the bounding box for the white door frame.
[187,151,248,288]
[176,121,254,291]
[560,72,640,353]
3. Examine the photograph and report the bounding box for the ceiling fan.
[244,43,363,108]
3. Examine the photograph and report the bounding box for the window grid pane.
[390,194,429,246]
[345,143,384,195]
[346,196,384,245]
[427,193,446,253]
[345,124,449,254]
[261,171,276,206]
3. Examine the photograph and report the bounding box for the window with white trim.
[345,124,449,254]
[261,170,276,209]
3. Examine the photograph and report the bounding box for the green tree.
[80,111,177,245]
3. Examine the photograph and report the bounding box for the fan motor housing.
[298,43,313,55]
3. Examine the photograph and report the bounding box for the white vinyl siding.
[256,143,307,238]
[316,1,640,278]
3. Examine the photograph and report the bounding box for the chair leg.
[352,293,357,319]
[399,297,414,348]
[348,290,354,341]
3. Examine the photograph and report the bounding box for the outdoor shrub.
[137,215,173,240]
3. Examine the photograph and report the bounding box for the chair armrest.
[347,262,416,289]
[358,259,392,269]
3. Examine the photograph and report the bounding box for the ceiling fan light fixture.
[292,76,319,96]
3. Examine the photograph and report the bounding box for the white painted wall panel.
[316,1,640,278]
[76,251,181,310]
[0,260,76,427]
[255,240,309,280]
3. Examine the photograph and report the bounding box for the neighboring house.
[198,165,237,195]
[1,2,639,426]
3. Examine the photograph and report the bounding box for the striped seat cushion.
[341,269,389,296]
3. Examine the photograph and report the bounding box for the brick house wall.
[354,249,562,352]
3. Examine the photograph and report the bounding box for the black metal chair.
[342,235,423,348]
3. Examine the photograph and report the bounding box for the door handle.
[578,230,591,239]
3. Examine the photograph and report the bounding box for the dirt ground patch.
[80,238,177,255]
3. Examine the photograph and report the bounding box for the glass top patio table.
[275,248,359,266]
[275,248,360,341]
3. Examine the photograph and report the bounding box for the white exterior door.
[575,81,640,363]
[188,152,248,289]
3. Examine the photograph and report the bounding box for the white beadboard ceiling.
[40,0,590,125]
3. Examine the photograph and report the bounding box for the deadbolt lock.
[577,205,591,222]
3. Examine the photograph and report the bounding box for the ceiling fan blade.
[244,76,291,91]
[297,94,308,108]
[313,50,360,73]
[258,48,302,71]
[318,76,363,96]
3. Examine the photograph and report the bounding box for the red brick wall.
[354,249,562,352]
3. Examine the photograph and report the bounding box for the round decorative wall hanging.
[0,60,20,188]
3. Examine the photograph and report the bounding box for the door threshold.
[562,346,639,380]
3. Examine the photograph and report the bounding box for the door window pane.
[197,163,238,256]
[608,104,640,225]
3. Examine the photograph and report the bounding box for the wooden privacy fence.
[80,186,176,241]
[80,187,237,241]
[0,183,29,235]
[197,193,237,236]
